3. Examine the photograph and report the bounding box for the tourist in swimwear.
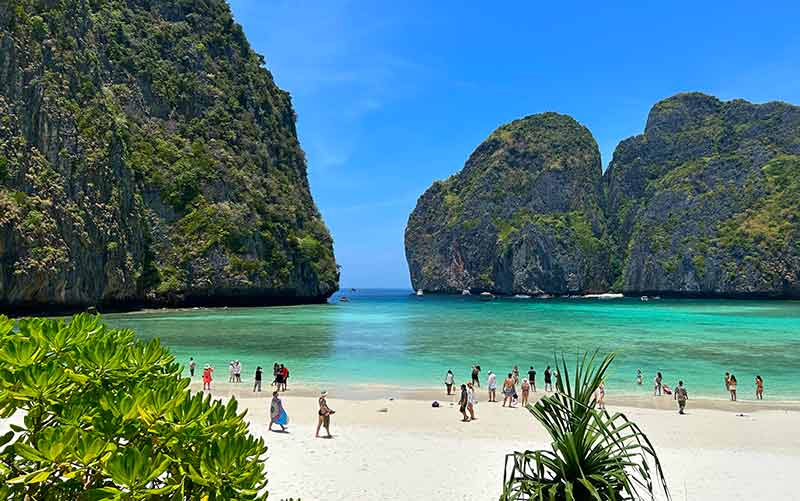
[445,369,455,395]
[554,369,561,391]
[724,372,730,393]
[755,375,764,400]
[270,391,288,431]
[272,363,280,387]
[253,366,263,392]
[654,372,663,396]
[234,360,242,383]
[521,378,530,406]
[502,373,516,407]
[636,368,643,385]
[189,357,196,377]
[674,381,688,414]
[487,371,497,402]
[458,384,470,422]
[596,381,606,410]
[316,390,335,438]
[281,365,289,391]
[228,361,235,383]
[729,374,737,401]
[471,365,481,388]
[512,365,520,385]
[544,366,552,392]
[528,366,536,392]
[466,382,477,420]
[202,364,213,391]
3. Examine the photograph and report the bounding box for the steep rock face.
[606,93,800,297]
[405,113,610,295]
[0,0,338,312]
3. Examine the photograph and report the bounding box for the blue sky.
[228,1,800,289]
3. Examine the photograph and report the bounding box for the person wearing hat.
[316,390,335,438]
[253,366,263,392]
[202,364,213,391]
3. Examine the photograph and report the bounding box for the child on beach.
[756,375,764,400]
[202,364,213,391]
[445,370,455,395]
[521,378,530,406]
[674,381,688,414]
[316,390,335,438]
[487,371,497,402]
[270,391,288,431]
[729,374,737,401]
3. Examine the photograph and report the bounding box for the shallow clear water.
[103,289,800,400]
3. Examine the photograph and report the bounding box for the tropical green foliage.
[0,314,269,500]
[501,353,669,501]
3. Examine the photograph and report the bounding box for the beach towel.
[270,398,289,426]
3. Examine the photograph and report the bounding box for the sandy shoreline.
[194,380,799,500]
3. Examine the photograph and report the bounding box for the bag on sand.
[432,401,440,408]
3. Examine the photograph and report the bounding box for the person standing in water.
[202,364,213,391]
[253,366,263,392]
[674,381,688,414]
[544,366,552,392]
[471,365,481,388]
[487,371,497,402]
[316,391,335,438]
[502,373,516,408]
[189,357,196,378]
[528,367,537,392]
[458,384,470,422]
[755,375,764,400]
[636,369,643,385]
[596,381,606,410]
[269,391,288,431]
[445,370,455,395]
[521,378,531,406]
[724,372,731,393]
[729,374,738,401]
[654,372,663,396]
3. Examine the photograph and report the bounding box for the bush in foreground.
[501,352,669,500]
[0,313,268,500]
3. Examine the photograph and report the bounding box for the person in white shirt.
[487,371,497,402]
[466,382,477,420]
[444,370,455,395]
[234,360,242,383]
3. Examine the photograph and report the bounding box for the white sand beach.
[214,383,800,501]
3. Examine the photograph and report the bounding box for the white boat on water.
[640,296,649,302]
[461,289,471,296]
[480,292,495,301]
[416,289,424,297]
[514,294,531,299]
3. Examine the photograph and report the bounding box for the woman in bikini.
[521,378,531,406]
[316,391,335,438]
[728,374,737,401]
[458,384,470,422]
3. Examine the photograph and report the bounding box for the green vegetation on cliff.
[0,0,338,310]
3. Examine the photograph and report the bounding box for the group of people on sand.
[273,363,290,391]
[446,364,566,421]
[724,372,765,401]
[187,357,291,394]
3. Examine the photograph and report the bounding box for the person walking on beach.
[270,391,289,431]
[544,366,552,392]
[458,384,470,422]
[471,365,481,388]
[234,360,242,383]
[724,372,731,393]
[202,364,213,391]
[729,374,737,401]
[653,372,663,396]
[636,368,643,385]
[755,375,764,400]
[595,381,606,410]
[674,381,688,414]
[316,391,335,438]
[521,378,531,406]
[487,371,497,402]
[466,382,477,420]
[272,363,280,387]
[445,370,455,395]
[512,365,520,385]
[189,357,196,377]
[502,373,516,408]
[253,366,263,392]
[528,366,537,392]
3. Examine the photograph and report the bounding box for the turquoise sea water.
[103,289,800,400]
